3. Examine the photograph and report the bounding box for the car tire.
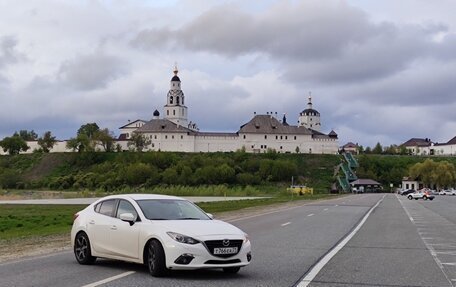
[74,232,96,265]
[408,195,413,200]
[423,196,428,200]
[223,267,241,274]
[429,198,434,201]
[147,240,167,277]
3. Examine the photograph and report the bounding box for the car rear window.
[98,199,116,217]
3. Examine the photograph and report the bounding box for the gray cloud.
[0,35,23,68]
[58,52,129,91]
[132,2,373,60]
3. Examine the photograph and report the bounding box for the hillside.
[0,152,341,194]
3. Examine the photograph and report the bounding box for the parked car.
[400,189,415,196]
[439,189,456,195]
[71,194,252,277]
[408,190,435,201]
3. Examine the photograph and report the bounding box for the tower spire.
[308,91,312,109]
[173,62,178,75]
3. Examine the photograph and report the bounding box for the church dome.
[171,75,180,82]
[301,108,320,116]
[329,130,338,138]
[153,109,160,117]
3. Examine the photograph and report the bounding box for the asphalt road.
[1,194,455,287]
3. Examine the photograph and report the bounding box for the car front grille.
[204,239,243,258]
[204,259,241,264]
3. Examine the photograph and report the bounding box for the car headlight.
[167,232,200,245]
[244,233,250,243]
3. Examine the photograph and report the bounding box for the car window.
[98,199,116,217]
[94,203,101,213]
[136,199,210,220]
[116,200,138,220]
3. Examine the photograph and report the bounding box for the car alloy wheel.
[408,195,412,200]
[74,232,96,265]
[147,240,166,277]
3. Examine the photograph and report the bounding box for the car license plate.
[213,247,238,255]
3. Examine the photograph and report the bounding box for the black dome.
[171,75,181,81]
[153,109,160,116]
[329,130,338,138]
[301,108,320,116]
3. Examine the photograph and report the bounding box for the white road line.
[334,204,339,207]
[323,208,329,211]
[281,222,291,227]
[296,194,386,287]
[307,214,314,217]
[81,271,136,287]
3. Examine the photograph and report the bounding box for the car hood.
[152,219,244,238]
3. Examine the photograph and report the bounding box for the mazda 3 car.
[71,194,252,276]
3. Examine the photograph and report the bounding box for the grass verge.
[0,194,337,241]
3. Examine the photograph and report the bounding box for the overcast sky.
[1,0,455,147]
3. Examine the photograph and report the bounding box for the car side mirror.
[206,213,214,219]
[120,213,137,226]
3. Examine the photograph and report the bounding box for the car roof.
[98,194,185,201]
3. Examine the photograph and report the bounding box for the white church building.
[118,67,339,154]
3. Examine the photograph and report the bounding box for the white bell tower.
[164,65,188,127]
[298,92,321,131]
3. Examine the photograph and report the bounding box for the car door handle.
[89,220,95,225]
[111,225,117,230]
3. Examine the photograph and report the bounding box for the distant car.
[400,189,415,196]
[71,194,252,277]
[408,190,435,201]
[439,189,456,195]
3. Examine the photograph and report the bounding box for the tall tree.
[77,123,100,139]
[0,135,30,155]
[372,142,383,154]
[14,130,38,141]
[409,159,456,189]
[94,128,115,152]
[66,134,91,152]
[127,132,151,152]
[37,131,57,153]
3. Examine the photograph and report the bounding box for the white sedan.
[71,194,252,276]
[439,189,456,195]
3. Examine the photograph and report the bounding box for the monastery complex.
[117,67,339,154]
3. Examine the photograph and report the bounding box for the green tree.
[409,159,456,189]
[94,128,115,152]
[364,146,372,154]
[358,145,364,154]
[14,130,38,141]
[127,132,151,152]
[66,134,91,152]
[77,123,100,139]
[0,135,30,155]
[37,131,57,153]
[372,142,383,154]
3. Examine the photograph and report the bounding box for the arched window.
[173,110,175,115]
[182,98,184,105]
[176,96,180,105]
[170,96,173,104]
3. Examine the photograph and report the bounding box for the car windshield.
[136,199,211,220]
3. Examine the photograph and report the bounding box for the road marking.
[296,194,385,287]
[307,214,314,217]
[81,271,135,287]
[334,204,339,207]
[281,222,291,226]
[323,208,328,211]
